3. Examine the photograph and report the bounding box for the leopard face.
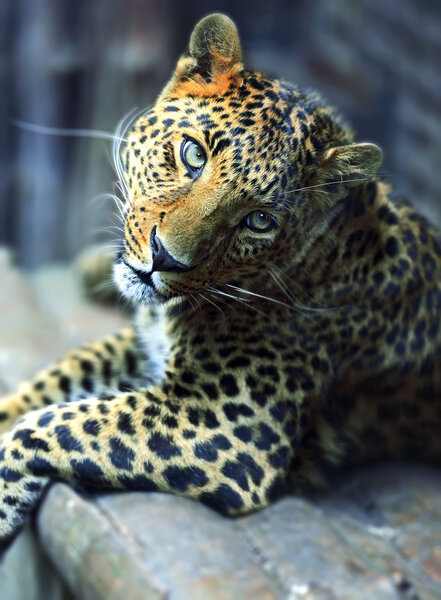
[113,15,381,306]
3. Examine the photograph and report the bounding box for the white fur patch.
[135,305,171,386]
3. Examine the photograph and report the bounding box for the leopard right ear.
[160,13,244,98]
[315,142,383,203]
[322,143,383,184]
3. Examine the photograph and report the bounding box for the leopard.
[1,13,441,557]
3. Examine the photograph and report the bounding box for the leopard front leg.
[0,386,294,556]
[0,327,148,433]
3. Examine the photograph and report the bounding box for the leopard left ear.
[161,13,243,97]
[321,142,383,189]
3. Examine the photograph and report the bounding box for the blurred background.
[1,0,440,269]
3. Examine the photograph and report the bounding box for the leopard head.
[114,13,382,306]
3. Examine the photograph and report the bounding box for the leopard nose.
[150,226,191,273]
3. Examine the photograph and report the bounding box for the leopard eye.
[181,139,206,172]
[244,211,277,233]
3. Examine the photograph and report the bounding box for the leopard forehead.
[122,74,346,205]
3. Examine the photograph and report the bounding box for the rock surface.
[0,246,440,600]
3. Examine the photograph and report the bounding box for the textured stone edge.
[37,484,166,600]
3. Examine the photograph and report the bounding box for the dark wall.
[1,0,440,268]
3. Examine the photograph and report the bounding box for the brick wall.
[241,0,441,225]
[2,0,440,266]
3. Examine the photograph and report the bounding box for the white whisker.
[208,287,265,316]
[199,293,225,317]
[11,119,127,142]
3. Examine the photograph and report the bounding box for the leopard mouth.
[113,257,166,304]
[123,259,155,288]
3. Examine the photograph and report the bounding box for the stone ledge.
[33,464,441,600]
[1,248,441,599]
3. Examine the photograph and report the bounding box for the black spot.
[71,459,104,484]
[0,467,23,482]
[98,402,110,415]
[118,475,157,491]
[58,376,71,394]
[265,476,287,502]
[80,360,94,374]
[55,425,83,452]
[255,423,280,450]
[233,425,252,442]
[183,406,199,427]
[0,412,8,423]
[373,249,384,265]
[301,378,315,392]
[13,429,50,452]
[223,403,255,422]
[109,437,135,470]
[118,380,134,392]
[181,370,196,384]
[3,496,17,506]
[395,342,406,357]
[211,434,232,450]
[218,346,236,358]
[83,419,100,436]
[385,236,399,257]
[81,377,94,393]
[144,404,161,418]
[269,403,287,422]
[194,442,218,462]
[212,138,231,157]
[201,383,219,400]
[102,360,112,383]
[221,460,249,491]
[200,483,244,514]
[26,457,59,476]
[118,412,135,435]
[202,362,221,373]
[144,461,154,474]
[126,396,137,410]
[254,347,276,360]
[173,383,192,398]
[163,415,178,429]
[37,412,54,427]
[104,342,115,355]
[124,351,137,376]
[148,432,182,459]
[268,446,290,469]
[237,452,264,486]
[183,429,196,439]
[226,356,250,369]
[204,410,220,429]
[24,481,42,492]
[246,375,257,388]
[163,465,208,491]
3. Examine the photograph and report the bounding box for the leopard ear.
[161,13,243,96]
[321,143,383,190]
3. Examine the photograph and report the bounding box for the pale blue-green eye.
[245,211,276,233]
[181,139,206,171]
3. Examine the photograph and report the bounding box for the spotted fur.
[1,13,440,556]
